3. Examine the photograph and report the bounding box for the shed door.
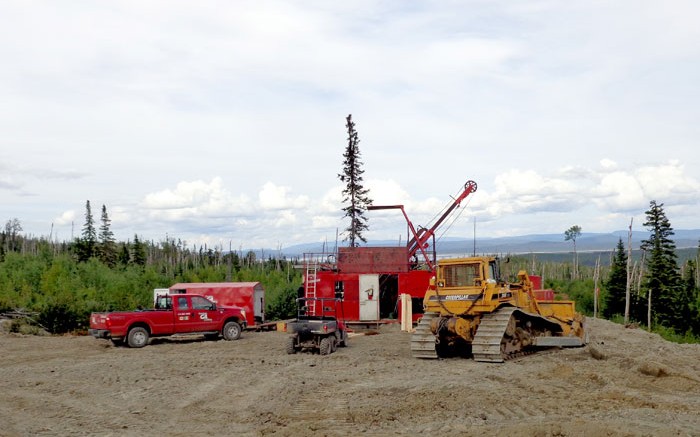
[359,274,379,321]
[254,287,264,322]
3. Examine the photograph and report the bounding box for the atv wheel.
[127,327,149,348]
[286,336,297,354]
[223,321,242,341]
[319,337,332,356]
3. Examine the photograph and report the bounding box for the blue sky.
[2,1,699,249]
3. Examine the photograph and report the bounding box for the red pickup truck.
[89,294,247,348]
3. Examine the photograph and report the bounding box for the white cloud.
[2,2,700,248]
[54,210,76,226]
[594,171,646,211]
[258,182,309,210]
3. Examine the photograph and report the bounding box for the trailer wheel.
[127,327,149,348]
[223,321,242,341]
[319,337,332,356]
[286,336,297,354]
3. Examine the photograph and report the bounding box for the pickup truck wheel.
[319,337,332,356]
[330,336,337,352]
[223,321,242,341]
[286,336,297,354]
[110,338,124,347]
[127,327,149,348]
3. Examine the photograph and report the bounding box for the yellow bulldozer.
[411,256,586,362]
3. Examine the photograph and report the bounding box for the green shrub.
[38,298,81,334]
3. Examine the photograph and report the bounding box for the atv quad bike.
[286,297,348,355]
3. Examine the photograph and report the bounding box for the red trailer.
[163,282,265,328]
[302,181,478,326]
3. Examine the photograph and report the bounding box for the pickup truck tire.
[319,337,332,356]
[127,327,149,348]
[222,321,242,341]
[110,338,124,347]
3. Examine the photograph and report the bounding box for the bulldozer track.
[471,306,518,363]
[472,306,568,362]
[410,312,439,359]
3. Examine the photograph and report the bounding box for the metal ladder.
[305,259,318,316]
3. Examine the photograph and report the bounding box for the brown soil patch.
[1,318,699,436]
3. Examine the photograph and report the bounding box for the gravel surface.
[1,318,699,436]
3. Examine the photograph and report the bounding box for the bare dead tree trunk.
[624,218,633,324]
[647,288,652,331]
[593,256,601,318]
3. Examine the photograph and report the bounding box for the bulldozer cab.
[436,257,500,289]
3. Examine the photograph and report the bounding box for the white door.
[359,274,379,321]
[254,287,264,322]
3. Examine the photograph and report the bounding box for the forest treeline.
[1,200,699,342]
[0,202,302,333]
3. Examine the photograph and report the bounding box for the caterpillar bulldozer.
[411,256,586,362]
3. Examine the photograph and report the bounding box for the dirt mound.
[1,317,698,436]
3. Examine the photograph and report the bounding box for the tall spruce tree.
[98,204,117,267]
[604,238,628,318]
[640,200,685,332]
[338,114,372,247]
[77,200,97,261]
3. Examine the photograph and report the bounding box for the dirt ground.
[1,317,699,437]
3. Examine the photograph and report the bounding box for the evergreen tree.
[131,234,147,266]
[604,238,628,318]
[117,242,131,265]
[640,200,686,332]
[338,114,372,247]
[77,201,97,261]
[681,259,699,334]
[97,205,117,267]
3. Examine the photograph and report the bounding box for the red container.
[167,282,265,327]
[533,289,555,301]
[529,275,543,290]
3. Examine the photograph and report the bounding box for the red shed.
[167,282,265,327]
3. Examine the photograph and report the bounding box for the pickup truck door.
[173,296,220,333]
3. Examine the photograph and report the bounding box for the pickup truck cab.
[89,294,246,348]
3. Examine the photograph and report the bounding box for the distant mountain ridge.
[273,229,700,257]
